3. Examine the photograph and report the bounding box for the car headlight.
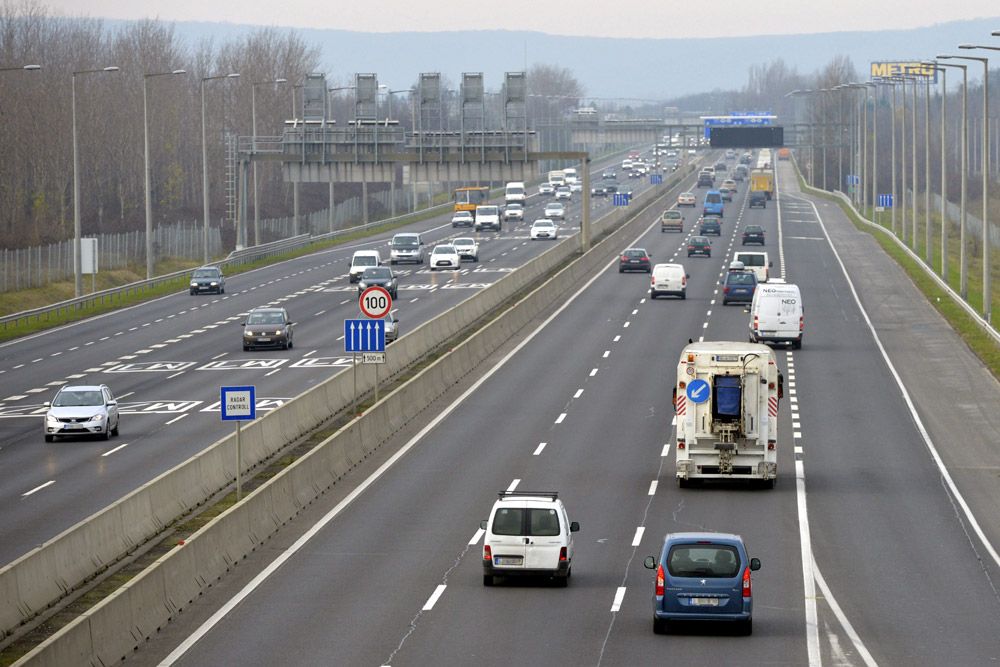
[90,414,105,423]
[210,281,218,286]
[46,413,59,424]
[274,330,281,336]
[190,281,198,287]
[358,282,368,289]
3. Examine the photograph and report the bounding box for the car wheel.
[288,338,294,350]
[243,345,249,351]
[792,338,802,350]
[681,291,686,300]
[221,287,225,294]
[760,478,775,490]
[653,617,669,635]
[189,290,195,295]
[44,434,54,443]
[739,618,753,636]
[555,574,569,588]
[618,267,624,273]
[390,260,396,265]
[112,420,119,436]
[483,575,494,587]
[102,424,111,441]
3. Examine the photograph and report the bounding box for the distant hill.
[110,18,1000,99]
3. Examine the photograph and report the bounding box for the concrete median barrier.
[5,160,695,654]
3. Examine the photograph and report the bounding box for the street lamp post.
[923,62,948,275]
[72,66,119,297]
[936,60,968,293]
[950,48,992,320]
[200,72,240,265]
[144,69,186,280]
[251,78,287,248]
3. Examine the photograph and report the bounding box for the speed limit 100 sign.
[359,285,392,319]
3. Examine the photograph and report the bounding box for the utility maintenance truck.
[673,341,783,488]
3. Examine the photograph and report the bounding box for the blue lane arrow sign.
[345,319,385,353]
[686,378,710,404]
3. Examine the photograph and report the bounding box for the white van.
[481,491,579,587]
[388,232,424,265]
[735,251,771,283]
[749,282,803,348]
[650,263,689,299]
[562,167,578,184]
[474,204,501,232]
[547,170,567,187]
[348,249,381,283]
[504,181,526,205]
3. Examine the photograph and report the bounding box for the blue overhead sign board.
[344,318,385,353]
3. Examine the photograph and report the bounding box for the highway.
[0,149,668,566]
[128,158,1000,666]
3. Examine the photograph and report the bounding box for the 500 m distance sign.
[359,286,392,319]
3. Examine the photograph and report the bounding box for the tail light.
[723,286,730,294]
[621,255,628,262]
[656,564,665,596]
[742,567,752,598]
[559,547,568,562]
[799,316,804,332]
[483,545,492,561]
[678,440,685,449]
[753,315,759,331]
[682,276,687,286]
[767,440,776,451]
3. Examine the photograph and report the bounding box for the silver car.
[383,310,400,343]
[543,202,566,220]
[44,384,120,442]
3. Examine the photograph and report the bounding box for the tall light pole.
[923,62,947,274]
[200,72,239,265]
[786,90,815,185]
[937,59,969,295]
[951,48,991,321]
[251,78,287,248]
[143,69,186,280]
[72,65,119,297]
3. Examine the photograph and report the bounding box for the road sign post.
[221,385,256,500]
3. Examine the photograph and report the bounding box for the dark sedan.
[722,270,758,305]
[619,248,652,273]
[699,217,722,236]
[357,266,398,299]
[242,307,294,351]
[189,266,225,295]
[742,225,766,245]
[687,236,712,257]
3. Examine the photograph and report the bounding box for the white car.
[474,204,502,232]
[429,244,460,270]
[349,249,381,283]
[451,211,474,228]
[452,237,480,262]
[650,263,689,299]
[481,491,579,586]
[44,384,120,441]
[503,203,524,221]
[530,219,559,240]
[554,186,571,200]
[569,181,583,193]
[543,202,566,220]
[539,183,555,195]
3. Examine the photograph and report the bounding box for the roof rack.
[497,491,558,501]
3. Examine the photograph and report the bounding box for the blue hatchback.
[644,532,760,635]
[703,190,724,217]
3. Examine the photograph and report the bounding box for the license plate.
[690,597,719,606]
[494,556,523,566]
[257,337,271,342]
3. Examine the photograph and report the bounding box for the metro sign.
[870,61,937,82]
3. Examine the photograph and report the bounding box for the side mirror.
[480,520,488,530]
[570,521,580,533]
[43,401,51,408]
[643,556,657,569]
[750,557,761,571]
[686,274,691,279]
[240,321,246,326]
[106,400,117,407]
[769,261,773,267]
[287,321,294,326]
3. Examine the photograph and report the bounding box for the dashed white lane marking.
[533,442,547,456]
[25,388,47,394]
[661,444,671,457]
[314,310,326,317]
[647,480,658,496]
[102,442,129,457]
[46,380,66,386]
[4,395,26,401]
[23,480,55,497]
[13,364,24,369]
[336,335,345,341]
[623,321,630,328]
[702,322,709,329]
[794,431,802,439]
[631,309,638,315]
[573,389,584,399]
[31,358,42,363]
[610,586,627,612]
[166,414,188,425]
[211,353,228,360]
[167,371,185,380]
[265,369,281,377]
[506,479,520,492]
[602,350,610,358]
[631,527,645,547]
[589,368,598,377]
[303,350,316,358]
[613,335,621,342]
[422,585,447,611]
[468,528,485,545]
[639,298,646,304]
[340,299,351,305]
[555,413,567,424]
[795,446,804,454]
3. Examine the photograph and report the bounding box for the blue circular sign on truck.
[686,379,710,404]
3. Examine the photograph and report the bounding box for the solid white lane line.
[795,459,822,666]
[813,562,879,667]
[610,587,627,612]
[422,585,447,611]
[631,527,645,547]
[23,480,55,496]
[661,444,671,457]
[555,413,566,424]
[647,480,658,496]
[506,479,520,492]
[102,443,129,457]
[468,528,485,545]
[533,442,547,456]
[166,414,188,425]
[573,389,584,399]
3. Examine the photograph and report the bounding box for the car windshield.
[737,255,766,267]
[625,249,647,257]
[507,204,522,211]
[247,311,285,325]
[433,246,455,254]
[667,545,741,578]
[392,237,418,247]
[454,212,472,219]
[363,268,392,279]
[727,273,756,285]
[353,256,378,267]
[546,203,563,210]
[478,206,498,216]
[192,269,218,279]
[52,389,104,407]
[534,221,554,228]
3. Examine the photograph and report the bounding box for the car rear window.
[727,273,756,285]
[625,249,647,257]
[667,545,741,578]
[354,256,377,266]
[737,254,765,266]
[491,508,523,535]
[706,194,722,204]
[491,507,561,536]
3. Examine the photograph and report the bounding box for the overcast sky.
[41,0,1000,39]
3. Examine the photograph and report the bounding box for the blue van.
[703,190,724,218]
